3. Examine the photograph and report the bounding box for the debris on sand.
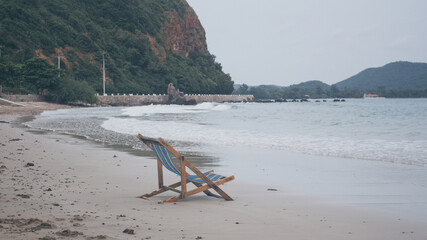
[9,138,22,142]
[123,228,135,234]
[16,194,31,199]
[55,229,83,237]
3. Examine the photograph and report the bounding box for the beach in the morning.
[1,100,427,239]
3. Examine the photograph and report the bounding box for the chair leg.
[180,156,187,199]
[137,181,181,199]
[205,176,234,201]
[165,176,234,202]
[164,195,183,203]
[192,182,221,198]
[184,159,234,201]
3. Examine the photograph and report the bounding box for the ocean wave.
[121,102,231,117]
[101,117,427,167]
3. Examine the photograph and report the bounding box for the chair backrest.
[142,139,182,176]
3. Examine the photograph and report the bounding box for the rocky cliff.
[0,0,234,96]
[162,3,208,57]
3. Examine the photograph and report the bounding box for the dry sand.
[1,102,427,239]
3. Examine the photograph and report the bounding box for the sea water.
[27,99,427,166]
[26,99,427,219]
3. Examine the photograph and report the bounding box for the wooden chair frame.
[137,134,234,202]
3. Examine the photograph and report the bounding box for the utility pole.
[102,54,106,96]
[56,54,61,78]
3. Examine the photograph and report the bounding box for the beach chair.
[137,134,234,202]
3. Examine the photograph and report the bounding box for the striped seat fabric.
[149,142,226,184]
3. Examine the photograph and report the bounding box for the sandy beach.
[1,102,427,240]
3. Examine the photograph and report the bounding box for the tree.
[249,87,269,99]
[47,76,97,104]
[234,83,249,94]
[22,58,58,94]
[0,62,24,93]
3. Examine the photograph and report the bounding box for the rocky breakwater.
[185,94,254,103]
[169,83,254,103]
[97,94,168,106]
[97,83,254,106]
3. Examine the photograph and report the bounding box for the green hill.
[288,80,329,90]
[0,0,233,103]
[336,61,427,90]
[234,62,427,100]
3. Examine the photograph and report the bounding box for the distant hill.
[0,0,233,99]
[289,80,329,90]
[233,62,427,100]
[335,61,427,90]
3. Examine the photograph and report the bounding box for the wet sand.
[1,102,427,239]
[213,145,427,221]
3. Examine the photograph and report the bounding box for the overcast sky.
[187,0,427,86]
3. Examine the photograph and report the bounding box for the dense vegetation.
[234,81,331,99]
[0,0,233,103]
[235,80,427,100]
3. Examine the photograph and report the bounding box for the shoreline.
[1,103,427,239]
